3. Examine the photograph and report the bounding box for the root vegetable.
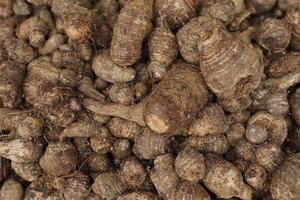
[270,153,300,200]
[12,162,42,182]
[206,0,236,25]
[246,0,277,14]
[119,157,147,189]
[246,112,288,145]
[111,139,132,159]
[267,53,300,78]
[244,163,267,190]
[87,153,110,173]
[187,134,229,154]
[39,142,78,177]
[117,192,159,200]
[203,157,253,200]
[109,83,135,106]
[92,51,136,83]
[150,154,180,200]
[174,181,211,200]
[0,0,13,17]
[154,0,200,30]
[92,171,126,200]
[89,130,114,154]
[95,0,119,29]
[84,98,146,126]
[0,138,43,163]
[255,19,292,52]
[174,147,206,181]
[285,4,300,50]
[235,139,256,161]
[226,123,245,146]
[94,78,108,90]
[38,34,66,55]
[133,128,173,160]
[188,103,229,136]
[0,178,24,200]
[145,62,209,133]
[229,110,251,124]
[148,16,177,81]
[110,0,152,66]
[107,117,141,139]
[78,77,105,101]
[93,113,111,124]
[255,143,285,172]
[86,192,102,200]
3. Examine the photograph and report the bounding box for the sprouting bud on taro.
[0,178,24,200]
[226,123,245,146]
[246,112,288,145]
[174,147,206,182]
[197,17,264,112]
[111,139,132,159]
[59,172,90,200]
[255,143,285,172]
[108,117,141,139]
[88,153,110,173]
[244,163,267,190]
[271,153,300,200]
[148,16,177,81]
[117,192,159,200]
[255,19,292,52]
[12,162,42,182]
[186,134,229,155]
[0,138,43,163]
[203,157,253,200]
[133,128,173,160]
[246,0,277,14]
[144,62,209,134]
[119,157,147,189]
[39,142,78,177]
[267,53,300,78]
[110,0,153,66]
[189,103,229,136]
[174,181,211,200]
[92,51,136,83]
[154,0,201,30]
[285,4,300,50]
[109,83,135,106]
[3,37,35,64]
[92,171,126,200]
[235,139,256,161]
[150,154,180,200]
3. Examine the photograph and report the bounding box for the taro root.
[290,127,300,150]
[174,147,206,182]
[109,83,135,106]
[144,62,209,134]
[92,51,136,83]
[111,139,132,159]
[150,154,180,200]
[117,192,159,200]
[0,138,43,163]
[95,0,119,29]
[147,16,178,81]
[244,163,267,190]
[255,19,292,52]
[0,0,13,17]
[226,123,246,146]
[271,153,300,200]
[255,143,285,172]
[12,162,42,182]
[246,0,277,14]
[110,0,153,66]
[245,112,288,145]
[0,60,25,108]
[77,77,105,101]
[196,17,264,112]
[174,181,211,200]
[89,130,114,154]
[92,171,126,200]
[0,178,24,200]
[290,87,300,126]
[87,153,110,173]
[285,4,300,50]
[186,134,229,154]
[203,156,253,199]
[108,117,141,139]
[133,128,173,160]
[188,103,229,136]
[154,0,201,30]
[235,139,256,161]
[39,142,78,177]
[38,34,66,55]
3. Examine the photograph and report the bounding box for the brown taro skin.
[271,153,300,200]
[198,17,264,112]
[117,192,159,200]
[174,181,211,200]
[144,62,209,134]
[285,5,300,50]
[154,0,200,30]
[110,0,153,66]
[256,19,292,52]
[246,0,277,15]
[267,53,300,77]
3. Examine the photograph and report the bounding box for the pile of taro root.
[1,0,300,200]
